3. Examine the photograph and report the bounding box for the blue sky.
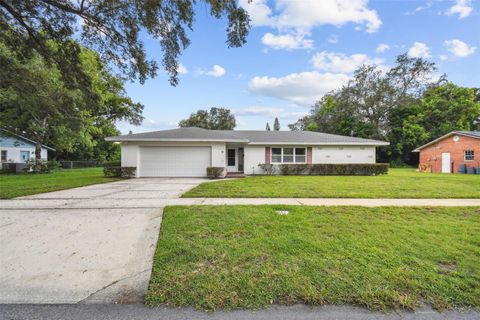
[118,0,479,134]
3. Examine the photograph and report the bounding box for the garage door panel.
[139,147,211,177]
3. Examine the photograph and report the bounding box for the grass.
[183,168,480,199]
[0,167,120,199]
[146,205,480,311]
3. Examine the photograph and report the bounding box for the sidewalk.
[1,197,479,209]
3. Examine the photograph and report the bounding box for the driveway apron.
[0,178,205,304]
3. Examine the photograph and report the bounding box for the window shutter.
[265,147,270,164]
[307,147,312,164]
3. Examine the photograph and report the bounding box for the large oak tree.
[0,0,250,86]
[0,41,143,162]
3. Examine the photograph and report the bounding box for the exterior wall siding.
[0,147,48,163]
[419,135,480,173]
[312,146,375,164]
[244,145,376,174]
[0,135,49,165]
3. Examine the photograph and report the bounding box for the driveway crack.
[78,268,150,303]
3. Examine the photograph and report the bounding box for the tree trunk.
[35,141,42,161]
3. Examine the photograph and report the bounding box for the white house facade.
[0,129,53,166]
[106,127,389,178]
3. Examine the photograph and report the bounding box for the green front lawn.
[0,167,120,199]
[147,205,480,311]
[183,168,480,198]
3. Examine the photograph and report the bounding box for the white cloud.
[408,42,431,58]
[238,0,273,27]
[261,32,313,50]
[404,2,432,15]
[198,64,226,77]
[239,0,382,33]
[439,54,448,61]
[327,34,339,44]
[376,43,390,53]
[177,64,188,74]
[311,51,384,73]
[444,39,476,57]
[445,0,473,18]
[249,71,350,106]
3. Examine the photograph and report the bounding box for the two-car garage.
[138,146,211,177]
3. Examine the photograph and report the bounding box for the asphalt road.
[1,304,479,320]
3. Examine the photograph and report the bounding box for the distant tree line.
[289,54,480,164]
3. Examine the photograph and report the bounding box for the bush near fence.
[103,161,136,178]
[259,163,389,176]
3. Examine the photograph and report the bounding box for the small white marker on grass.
[276,210,289,215]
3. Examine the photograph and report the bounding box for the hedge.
[259,163,389,176]
[206,167,224,179]
[103,161,136,178]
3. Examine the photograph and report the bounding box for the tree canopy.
[0,40,143,161]
[0,0,250,86]
[289,54,480,164]
[273,117,280,131]
[179,107,236,130]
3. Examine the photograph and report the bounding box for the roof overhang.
[412,131,480,152]
[105,136,389,146]
[1,128,56,151]
[105,137,249,143]
[248,142,389,146]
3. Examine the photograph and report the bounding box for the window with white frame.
[1,150,6,161]
[271,147,306,163]
[464,150,474,161]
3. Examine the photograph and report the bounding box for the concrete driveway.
[0,178,205,304]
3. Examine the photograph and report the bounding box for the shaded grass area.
[0,168,120,198]
[147,205,480,311]
[183,169,480,199]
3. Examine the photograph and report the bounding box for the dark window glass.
[272,148,282,163]
[465,150,474,161]
[1,150,6,161]
[295,148,306,163]
[283,148,294,163]
[228,149,236,166]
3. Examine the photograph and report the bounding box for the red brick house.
[413,131,479,173]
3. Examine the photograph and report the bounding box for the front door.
[238,148,244,172]
[20,151,30,162]
[441,152,451,173]
[227,148,237,172]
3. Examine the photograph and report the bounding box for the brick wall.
[419,134,480,173]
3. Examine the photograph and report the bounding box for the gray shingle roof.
[106,127,389,146]
[413,130,480,151]
[458,131,480,138]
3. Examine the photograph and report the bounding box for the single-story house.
[106,127,389,178]
[0,129,55,167]
[413,131,479,173]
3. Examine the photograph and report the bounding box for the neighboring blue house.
[0,129,55,166]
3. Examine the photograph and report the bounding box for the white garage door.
[139,147,211,177]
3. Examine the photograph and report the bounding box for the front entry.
[238,148,244,172]
[20,151,30,162]
[441,152,451,173]
[227,148,237,172]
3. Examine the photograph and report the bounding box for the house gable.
[0,135,36,149]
